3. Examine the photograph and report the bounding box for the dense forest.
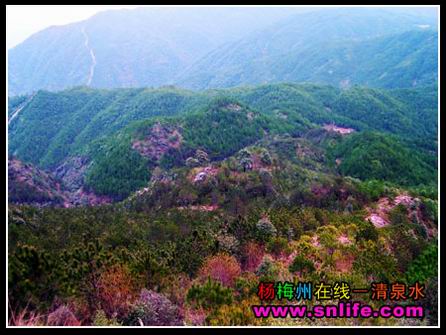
[8,6,438,328]
[8,141,438,325]
[8,85,438,326]
[9,83,437,169]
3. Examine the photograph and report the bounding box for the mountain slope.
[328,131,437,186]
[83,98,306,199]
[8,83,438,200]
[8,86,211,169]
[8,158,68,206]
[176,9,437,89]
[8,83,437,174]
[8,7,301,96]
[270,29,438,89]
[9,7,438,95]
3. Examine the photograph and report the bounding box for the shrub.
[298,209,320,231]
[267,237,292,258]
[353,240,398,282]
[185,157,200,167]
[240,242,264,272]
[184,307,207,326]
[125,289,183,326]
[216,232,239,254]
[47,305,81,326]
[198,253,241,287]
[96,264,137,319]
[390,225,426,272]
[356,221,379,242]
[260,150,272,165]
[195,149,209,164]
[256,255,280,281]
[421,277,438,326]
[186,278,233,310]
[8,307,45,326]
[420,198,438,223]
[158,273,192,307]
[389,204,409,226]
[269,208,303,240]
[92,309,121,326]
[289,255,315,274]
[207,296,262,326]
[255,217,277,242]
[8,244,58,311]
[234,272,258,299]
[357,179,388,202]
[405,242,438,284]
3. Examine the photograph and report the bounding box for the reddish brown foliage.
[96,264,138,319]
[240,242,264,272]
[198,253,241,287]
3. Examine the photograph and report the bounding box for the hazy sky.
[7,5,145,49]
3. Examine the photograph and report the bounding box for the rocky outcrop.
[323,123,355,135]
[366,193,423,229]
[190,166,219,183]
[8,158,69,206]
[9,157,111,207]
[132,123,182,161]
[54,156,90,192]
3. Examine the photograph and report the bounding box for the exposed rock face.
[311,235,320,247]
[8,158,69,206]
[225,103,242,111]
[366,197,394,228]
[338,234,352,245]
[177,204,218,212]
[190,166,219,183]
[339,79,351,89]
[368,213,389,228]
[323,123,355,135]
[9,157,111,207]
[365,193,423,229]
[132,123,182,161]
[68,187,112,207]
[54,156,90,192]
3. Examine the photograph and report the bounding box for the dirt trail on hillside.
[81,26,96,86]
[8,93,36,126]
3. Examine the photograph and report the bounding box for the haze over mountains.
[7,7,439,326]
[8,7,438,96]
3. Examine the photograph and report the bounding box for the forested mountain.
[8,84,437,169]
[178,29,437,90]
[8,7,437,95]
[8,90,439,324]
[8,83,437,201]
[176,9,437,89]
[7,6,438,327]
[8,7,301,96]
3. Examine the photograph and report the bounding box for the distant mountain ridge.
[8,7,302,96]
[177,29,437,90]
[175,8,438,89]
[8,7,438,95]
